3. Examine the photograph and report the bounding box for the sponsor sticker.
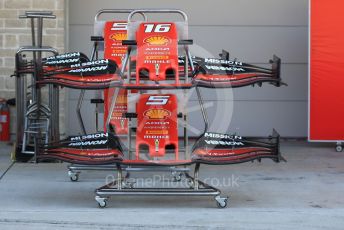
[146,130,169,135]
[110,33,127,41]
[144,36,171,46]
[68,140,108,147]
[204,140,244,146]
[205,65,245,72]
[204,58,243,66]
[144,109,171,119]
[204,132,242,140]
[70,132,108,141]
[68,65,107,73]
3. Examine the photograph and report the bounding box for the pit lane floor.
[0,141,343,230]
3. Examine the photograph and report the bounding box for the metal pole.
[105,87,120,131]
[15,55,26,150]
[76,90,87,134]
[117,164,122,190]
[195,87,209,133]
[194,163,200,190]
[53,85,60,141]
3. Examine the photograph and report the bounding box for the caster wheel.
[174,175,182,182]
[336,145,342,152]
[123,181,135,189]
[215,195,228,209]
[128,183,135,189]
[171,171,183,182]
[187,179,194,189]
[95,196,107,208]
[70,174,79,182]
[68,171,79,182]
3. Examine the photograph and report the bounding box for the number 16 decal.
[144,24,171,33]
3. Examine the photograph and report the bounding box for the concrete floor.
[0,141,343,229]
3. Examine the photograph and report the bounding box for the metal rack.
[93,9,228,208]
[95,163,228,208]
[14,11,60,161]
[75,9,146,134]
[32,8,282,208]
[67,9,190,182]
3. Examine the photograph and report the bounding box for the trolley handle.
[128,9,188,23]
[19,11,56,19]
[16,46,58,55]
[94,9,146,22]
[24,11,53,15]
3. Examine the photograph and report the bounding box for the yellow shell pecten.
[144,36,170,45]
[111,33,127,41]
[116,95,127,104]
[144,109,171,119]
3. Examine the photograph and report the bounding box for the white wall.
[67,0,308,137]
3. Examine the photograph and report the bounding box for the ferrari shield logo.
[155,139,159,152]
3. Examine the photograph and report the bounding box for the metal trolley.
[93,9,228,208]
[67,9,190,183]
[36,8,283,208]
[14,11,60,161]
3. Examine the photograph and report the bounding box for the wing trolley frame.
[94,9,228,208]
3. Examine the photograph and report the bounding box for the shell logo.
[110,33,127,41]
[112,112,123,117]
[144,109,171,119]
[116,95,127,104]
[146,130,169,135]
[144,36,170,46]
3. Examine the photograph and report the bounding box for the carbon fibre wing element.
[191,55,284,88]
[191,129,285,165]
[37,132,123,165]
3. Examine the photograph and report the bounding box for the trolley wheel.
[187,179,194,189]
[70,174,79,182]
[68,171,79,182]
[215,195,228,209]
[123,181,135,189]
[174,175,182,182]
[128,182,135,189]
[171,171,183,182]
[95,196,108,208]
[336,145,343,152]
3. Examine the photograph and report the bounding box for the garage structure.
[66,0,308,137]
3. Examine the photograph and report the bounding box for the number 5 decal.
[146,96,170,105]
[111,22,128,31]
[144,24,171,33]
